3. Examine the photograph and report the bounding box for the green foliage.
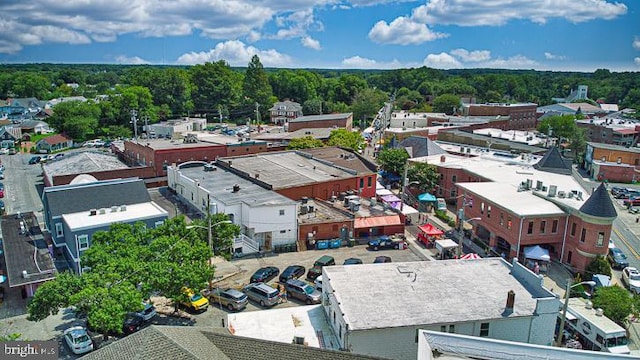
[327,129,364,151]
[303,98,323,115]
[350,87,388,127]
[583,256,612,280]
[536,114,577,139]
[407,162,440,193]
[377,148,409,175]
[432,94,461,114]
[592,285,634,326]
[47,101,100,141]
[27,217,227,335]
[243,55,273,120]
[189,213,241,261]
[0,333,24,341]
[189,61,243,114]
[287,136,324,150]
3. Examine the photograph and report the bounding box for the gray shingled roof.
[80,326,386,360]
[43,178,150,217]
[579,183,617,218]
[397,136,447,158]
[533,147,572,174]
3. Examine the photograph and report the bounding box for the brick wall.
[287,115,353,132]
[47,167,156,187]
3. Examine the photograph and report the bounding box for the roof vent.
[111,206,118,212]
[301,197,309,204]
[585,301,593,309]
[548,185,557,197]
[89,209,97,216]
[120,205,127,212]
[232,184,240,193]
[98,208,106,215]
[595,308,604,316]
[293,335,305,345]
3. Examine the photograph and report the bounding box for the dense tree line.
[1,63,639,141]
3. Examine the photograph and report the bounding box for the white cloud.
[246,31,262,43]
[369,17,447,45]
[341,56,406,69]
[115,55,149,64]
[176,40,292,67]
[544,52,567,60]
[423,52,462,69]
[635,57,640,66]
[423,49,537,70]
[450,48,490,62]
[412,0,627,26]
[301,36,321,50]
[633,37,640,50]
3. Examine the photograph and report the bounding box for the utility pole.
[143,114,149,136]
[130,110,138,140]
[254,102,261,128]
[207,196,213,290]
[218,105,223,124]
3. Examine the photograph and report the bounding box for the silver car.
[285,279,321,304]
[63,326,93,355]
[206,288,248,311]
[243,283,280,307]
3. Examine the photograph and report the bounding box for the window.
[155,220,165,228]
[571,223,576,236]
[597,232,605,247]
[507,216,512,230]
[580,228,587,243]
[480,323,490,337]
[450,189,457,198]
[527,221,533,234]
[368,177,372,187]
[280,230,286,234]
[552,219,558,233]
[452,175,457,183]
[540,220,546,234]
[596,334,604,344]
[55,222,64,237]
[487,206,491,218]
[499,213,504,226]
[440,325,446,332]
[279,209,285,216]
[360,178,364,188]
[448,325,455,333]
[339,327,342,340]
[481,203,485,214]
[78,234,89,251]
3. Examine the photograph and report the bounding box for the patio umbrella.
[417,193,436,202]
[460,253,481,260]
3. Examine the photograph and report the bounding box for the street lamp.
[554,279,596,347]
[187,219,233,290]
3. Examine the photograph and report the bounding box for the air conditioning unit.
[293,335,305,345]
[558,191,566,198]
[98,208,106,215]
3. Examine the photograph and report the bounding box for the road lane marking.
[613,227,640,259]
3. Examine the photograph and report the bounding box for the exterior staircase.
[233,234,259,256]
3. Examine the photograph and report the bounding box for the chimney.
[502,290,515,317]
[440,155,446,163]
[232,184,240,193]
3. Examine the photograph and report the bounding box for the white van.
[436,198,447,211]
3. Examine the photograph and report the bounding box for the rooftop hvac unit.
[548,185,557,197]
[308,206,314,212]
[535,180,543,191]
[526,179,533,190]
[293,336,305,345]
[568,192,574,199]
[99,208,106,215]
[300,206,308,215]
[349,201,360,212]
[89,209,97,216]
[120,205,127,211]
[111,206,118,212]
[558,191,566,198]
[330,196,337,202]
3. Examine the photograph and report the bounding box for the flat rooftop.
[1,212,56,287]
[228,305,339,350]
[196,132,267,146]
[299,147,377,174]
[62,202,168,231]
[178,165,296,207]
[298,199,352,225]
[219,151,356,189]
[129,138,224,150]
[325,258,548,331]
[253,127,333,141]
[566,298,625,334]
[288,112,352,123]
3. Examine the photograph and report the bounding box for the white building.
[322,258,558,360]
[167,163,298,254]
[146,118,207,138]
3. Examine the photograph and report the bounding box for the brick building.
[286,113,353,132]
[577,118,640,147]
[584,142,640,182]
[462,103,537,130]
[415,147,615,272]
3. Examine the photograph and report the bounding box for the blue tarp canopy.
[418,193,437,202]
[377,170,402,182]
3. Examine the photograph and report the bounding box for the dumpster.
[329,238,342,249]
[316,240,329,250]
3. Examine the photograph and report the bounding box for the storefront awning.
[354,215,402,229]
[418,223,444,236]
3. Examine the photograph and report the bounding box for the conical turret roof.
[579,183,617,218]
[533,147,572,175]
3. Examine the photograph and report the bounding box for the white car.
[314,275,323,291]
[622,267,640,294]
[63,326,93,355]
[135,302,157,321]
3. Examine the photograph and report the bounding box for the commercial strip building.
[414,146,615,272]
[584,141,640,182]
[320,258,557,360]
[286,113,353,132]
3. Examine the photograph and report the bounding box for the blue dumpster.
[316,240,329,250]
[329,239,342,249]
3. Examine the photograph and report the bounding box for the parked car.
[368,235,400,251]
[180,287,209,312]
[623,197,640,206]
[0,148,8,155]
[7,148,16,155]
[373,256,392,263]
[285,279,321,304]
[134,302,156,321]
[622,267,640,294]
[242,282,280,307]
[343,258,363,265]
[608,248,629,270]
[29,156,41,164]
[205,287,248,311]
[0,200,4,215]
[122,314,145,335]
[611,186,626,196]
[314,275,323,291]
[250,266,280,283]
[63,326,94,355]
[0,182,4,198]
[279,265,305,283]
[306,255,335,281]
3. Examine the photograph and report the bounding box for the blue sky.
[0,0,638,71]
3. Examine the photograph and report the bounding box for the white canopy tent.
[523,245,550,261]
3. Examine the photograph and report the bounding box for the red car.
[623,197,640,206]
[0,183,4,198]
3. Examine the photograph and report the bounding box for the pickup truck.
[368,235,400,251]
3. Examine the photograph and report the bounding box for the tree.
[190,61,243,115]
[350,87,388,128]
[287,136,324,150]
[189,212,241,260]
[592,285,635,326]
[536,114,577,139]
[47,100,101,141]
[407,162,440,193]
[303,98,323,115]
[27,217,220,335]
[377,148,409,176]
[583,256,612,280]
[243,55,274,120]
[432,94,461,115]
[327,129,364,151]
[10,72,51,99]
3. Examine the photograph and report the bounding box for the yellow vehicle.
[180,287,209,312]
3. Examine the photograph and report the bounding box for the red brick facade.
[46,167,156,187]
[275,174,376,201]
[465,103,537,130]
[287,114,353,132]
